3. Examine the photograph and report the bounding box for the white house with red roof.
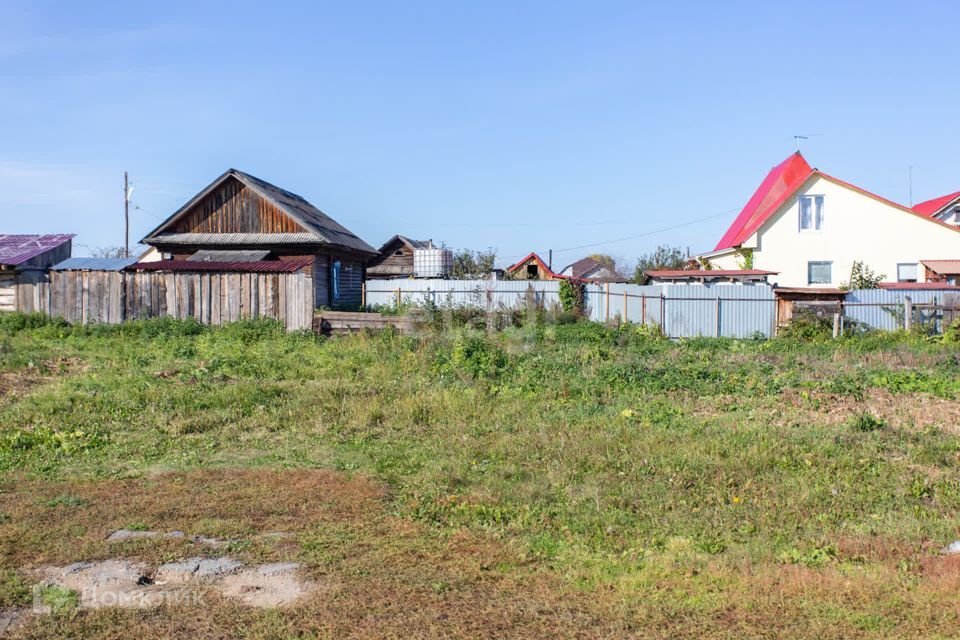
[696,152,960,288]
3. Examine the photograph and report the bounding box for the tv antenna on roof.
[790,133,822,152]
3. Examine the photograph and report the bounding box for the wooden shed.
[140,169,377,309]
[774,287,847,328]
[366,235,431,279]
[505,252,563,281]
[0,234,73,312]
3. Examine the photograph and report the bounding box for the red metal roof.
[714,153,813,251]
[646,269,777,278]
[132,259,312,273]
[714,154,960,252]
[0,234,74,266]
[505,252,563,278]
[878,281,960,290]
[912,191,960,216]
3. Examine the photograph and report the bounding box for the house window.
[897,263,918,282]
[799,195,824,231]
[807,261,832,284]
[526,264,539,278]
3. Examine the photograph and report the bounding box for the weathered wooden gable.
[168,177,306,235]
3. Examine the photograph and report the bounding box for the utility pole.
[548,249,552,271]
[124,171,130,258]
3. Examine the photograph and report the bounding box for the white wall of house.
[708,175,960,287]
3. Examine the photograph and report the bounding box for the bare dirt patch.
[0,470,625,639]
[779,387,960,433]
[34,557,316,610]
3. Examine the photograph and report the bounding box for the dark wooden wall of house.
[17,242,72,272]
[367,238,415,277]
[170,177,305,234]
[314,254,363,309]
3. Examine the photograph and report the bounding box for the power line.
[551,209,736,254]
[496,208,739,262]
[130,203,164,220]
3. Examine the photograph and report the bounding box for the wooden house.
[505,252,563,281]
[140,169,377,309]
[559,257,629,283]
[367,235,431,279]
[0,234,73,312]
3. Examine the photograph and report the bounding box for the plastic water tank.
[413,248,453,278]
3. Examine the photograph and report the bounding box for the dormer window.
[799,195,824,231]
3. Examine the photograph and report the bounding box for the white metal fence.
[365,280,960,338]
[364,279,562,311]
[366,279,777,338]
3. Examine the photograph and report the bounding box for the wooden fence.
[15,270,314,331]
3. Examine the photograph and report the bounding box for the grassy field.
[2,312,960,638]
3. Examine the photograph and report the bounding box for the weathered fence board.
[14,270,313,331]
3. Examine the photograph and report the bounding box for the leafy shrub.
[218,318,285,344]
[943,318,960,343]
[778,544,837,568]
[100,317,208,339]
[558,279,584,314]
[0,312,66,334]
[443,333,506,379]
[841,260,885,290]
[778,309,835,341]
[0,427,107,456]
[849,412,884,432]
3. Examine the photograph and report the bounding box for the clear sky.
[1,1,958,268]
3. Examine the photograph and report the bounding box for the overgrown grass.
[2,312,960,637]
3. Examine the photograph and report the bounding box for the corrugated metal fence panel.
[584,283,775,337]
[365,279,561,309]
[844,288,952,331]
[584,283,663,325]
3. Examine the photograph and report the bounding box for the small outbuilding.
[505,252,563,281]
[0,234,74,311]
[920,260,960,285]
[773,286,847,329]
[366,235,432,279]
[558,257,628,283]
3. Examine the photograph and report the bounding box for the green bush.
[849,412,884,432]
[441,332,506,380]
[0,312,66,334]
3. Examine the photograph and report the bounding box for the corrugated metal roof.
[132,259,312,273]
[188,249,271,262]
[562,257,600,278]
[51,257,138,271]
[141,169,377,255]
[377,235,430,252]
[367,264,414,277]
[921,260,960,275]
[0,234,74,266]
[715,153,813,251]
[235,170,376,254]
[913,191,960,216]
[144,232,320,245]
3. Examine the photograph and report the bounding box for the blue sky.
[1,1,959,267]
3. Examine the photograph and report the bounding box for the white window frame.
[799,195,825,232]
[896,262,918,283]
[807,260,832,285]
